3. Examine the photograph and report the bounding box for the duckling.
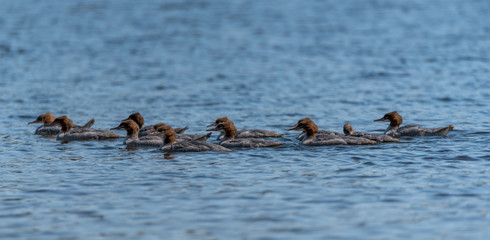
[53,116,121,141]
[153,123,211,141]
[158,125,231,152]
[123,112,188,136]
[288,118,376,145]
[28,113,94,135]
[208,116,284,140]
[374,111,454,137]
[111,120,162,147]
[343,123,399,142]
[207,120,284,148]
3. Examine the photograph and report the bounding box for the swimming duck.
[123,112,188,136]
[343,123,399,142]
[374,111,454,137]
[158,125,231,152]
[208,117,284,140]
[289,118,376,145]
[28,113,94,135]
[53,116,121,141]
[111,120,162,147]
[153,123,211,141]
[207,120,284,148]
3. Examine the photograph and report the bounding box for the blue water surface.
[0,0,489,239]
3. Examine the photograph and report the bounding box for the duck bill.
[287,124,300,131]
[206,127,219,131]
[207,123,217,127]
[110,126,123,130]
[28,120,41,125]
[373,117,388,122]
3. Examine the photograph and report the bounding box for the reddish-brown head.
[207,120,237,139]
[207,116,231,127]
[29,113,56,125]
[374,111,403,127]
[111,119,140,136]
[156,125,176,145]
[343,123,355,135]
[288,118,319,136]
[124,112,145,128]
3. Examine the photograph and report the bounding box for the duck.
[123,112,188,136]
[53,116,122,141]
[153,123,212,141]
[343,123,399,142]
[208,117,284,140]
[374,111,454,137]
[288,118,377,145]
[207,120,284,148]
[28,113,94,135]
[111,120,162,147]
[295,127,343,140]
[292,118,344,140]
[157,125,231,152]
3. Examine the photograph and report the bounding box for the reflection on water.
[1,0,490,239]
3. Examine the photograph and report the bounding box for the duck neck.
[303,132,317,143]
[60,121,73,133]
[386,118,401,134]
[385,125,399,134]
[302,123,318,142]
[164,131,176,145]
[222,122,237,140]
[126,127,139,139]
[390,113,402,128]
[124,128,139,144]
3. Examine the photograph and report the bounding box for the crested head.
[29,113,55,125]
[343,123,355,135]
[156,125,176,145]
[208,121,237,140]
[207,116,231,127]
[216,116,230,124]
[53,116,74,132]
[288,117,318,136]
[374,111,403,127]
[111,119,140,137]
[126,112,144,128]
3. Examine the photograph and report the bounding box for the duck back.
[161,141,231,152]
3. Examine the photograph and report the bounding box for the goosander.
[153,124,211,141]
[28,113,94,135]
[289,118,377,145]
[374,111,455,137]
[124,112,188,136]
[53,116,121,141]
[208,117,284,140]
[207,120,284,148]
[343,123,399,142]
[111,120,162,147]
[158,125,231,152]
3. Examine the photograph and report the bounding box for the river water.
[1,0,489,239]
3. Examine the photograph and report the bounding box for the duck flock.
[28,112,455,152]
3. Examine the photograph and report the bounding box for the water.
[1,0,489,239]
